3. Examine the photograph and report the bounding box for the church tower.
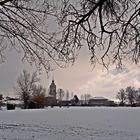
[49,80,56,97]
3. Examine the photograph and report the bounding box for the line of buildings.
[45,80,117,107]
[0,80,117,109]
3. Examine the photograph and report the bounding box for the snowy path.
[0,107,140,140]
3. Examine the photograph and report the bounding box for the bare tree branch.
[0,0,139,71]
[55,0,140,69]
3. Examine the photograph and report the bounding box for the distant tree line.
[116,86,140,106]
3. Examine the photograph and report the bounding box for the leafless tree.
[32,85,46,96]
[135,88,140,104]
[0,94,3,108]
[55,0,140,69]
[70,92,74,99]
[32,85,46,108]
[126,86,138,106]
[16,70,39,109]
[57,88,65,101]
[0,0,139,71]
[82,94,92,104]
[0,0,75,72]
[72,95,79,105]
[116,88,126,105]
[66,90,69,101]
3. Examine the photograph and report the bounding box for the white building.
[88,97,116,106]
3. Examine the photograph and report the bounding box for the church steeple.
[49,79,56,97]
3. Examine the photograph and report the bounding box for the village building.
[88,97,116,106]
[45,80,57,106]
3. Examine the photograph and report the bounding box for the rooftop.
[91,97,108,100]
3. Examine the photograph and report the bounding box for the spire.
[49,78,56,97]
[52,76,54,81]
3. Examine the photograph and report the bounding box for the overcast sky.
[0,0,139,103]
[1,46,140,100]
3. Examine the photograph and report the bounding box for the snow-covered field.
[0,107,140,140]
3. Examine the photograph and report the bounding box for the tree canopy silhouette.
[16,70,39,109]
[0,0,139,71]
[0,0,70,72]
[56,0,140,69]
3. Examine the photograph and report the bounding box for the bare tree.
[70,92,74,100]
[16,70,39,109]
[54,0,140,69]
[116,88,126,106]
[136,88,140,104]
[72,95,79,105]
[32,85,46,108]
[83,94,92,104]
[126,86,138,106]
[66,90,70,101]
[0,94,3,108]
[0,0,76,72]
[0,0,139,70]
[57,88,65,101]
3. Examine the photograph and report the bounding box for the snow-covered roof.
[92,97,108,100]
[3,100,23,105]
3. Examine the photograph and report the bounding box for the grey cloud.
[110,67,129,76]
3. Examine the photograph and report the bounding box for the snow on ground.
[0,107,140,140]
